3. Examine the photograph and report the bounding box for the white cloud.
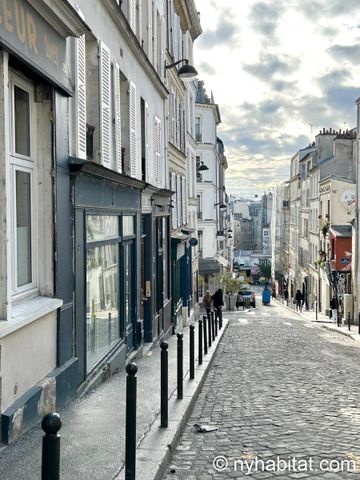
[194,0,360,195]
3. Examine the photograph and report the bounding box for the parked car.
[236,289,256,308]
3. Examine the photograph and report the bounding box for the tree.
[260,263,271,279]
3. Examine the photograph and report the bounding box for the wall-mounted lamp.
[198,161,209,171]
[214,202,227,210]
[165,58,198,81]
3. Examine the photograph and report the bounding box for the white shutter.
[74,35,87,159]
[171,172,177,229]
[148,1,153,63]
[137,0,143,45]
[171,92,176,144]
[155,116,161,187]
[181,176,186,225]
[176,174,181,227]
[113,62,122,172]
[153,6,157,71]
[129,0,136,32]
[145,102,151,182]
[99,41,111,168]
[129,81,139,179]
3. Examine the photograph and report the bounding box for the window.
[10,77,36,296]
[85,214,136,371]
[195,116,202,142]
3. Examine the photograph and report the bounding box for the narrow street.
[163,295,360,479]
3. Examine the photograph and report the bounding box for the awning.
[216,255,229,268]
[199,259,221,275]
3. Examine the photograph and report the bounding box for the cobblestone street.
[163,299,360,479]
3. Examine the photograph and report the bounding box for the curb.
[121,318,229,480]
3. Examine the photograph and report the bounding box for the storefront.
[0,0,86,443]
[70,162,143,384]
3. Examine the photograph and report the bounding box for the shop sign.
[0,0,70,93]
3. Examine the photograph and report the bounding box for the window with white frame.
[195,115,201,142]
[9,76,36,296]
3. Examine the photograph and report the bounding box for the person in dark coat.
[284,289,289,304]
[212,289,224,310]
[295,289,303,312]
[330,296,339,324]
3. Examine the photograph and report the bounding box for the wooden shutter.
[176,174,181,227]
[129,0,136,32]
[171,172,177,229]
[148,1,153,63]
[181,176,186,225]
[145,102,151,182]
[153,6,158,71]
[155,116,161,187]
[74,35,87,159]
[113,62,122,172]
[99,41,111,168]
[129,81,139,179]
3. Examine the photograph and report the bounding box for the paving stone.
[161,305,360,479]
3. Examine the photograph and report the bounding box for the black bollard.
[211,311,215,341]
[348,312,351,331]
[208,314,212,348]
[198,319,203,365]
[177,333,183,399]
[214,310,218,337]
[203,315,208,355]
[125,363,138,480]
[160,341,168,428]
[190,325,195,380]
[358,312,360,335]
[337,310,341,328]
[41,412,62,480]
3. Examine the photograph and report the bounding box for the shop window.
[86,215,121,372]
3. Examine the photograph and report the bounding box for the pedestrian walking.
[202,290,212,316]
[330,296,339,324]
[212,288,224,314]
[295,289,303,312]
[284,288,289,305]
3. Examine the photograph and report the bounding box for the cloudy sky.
[194,0,360,197]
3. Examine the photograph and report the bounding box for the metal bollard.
[358,312,360,335]
[203,315,208,355]
[177,333,183,399]
[41,412,62,480]
[189,325,195,380]
[214,310,218,337]
[348,312,351,331]
[337,310,341,328]
[211,311,215,341]
[125,363,138,480]
[198,319,203,365]
[160,341,168,428]
[208,314,212,348]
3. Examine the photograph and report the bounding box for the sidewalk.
[275,297,360,344]
[0,317,228,480]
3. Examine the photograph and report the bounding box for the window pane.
[123,216,134,236]
[14,86,30,156]
[86,215,118,242]
[86,244,119,372]
[124,242,133,327]
[16,171,32,287]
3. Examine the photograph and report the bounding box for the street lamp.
[214,202,227,210]
[165,59,198,81]
[197,161,209,171]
